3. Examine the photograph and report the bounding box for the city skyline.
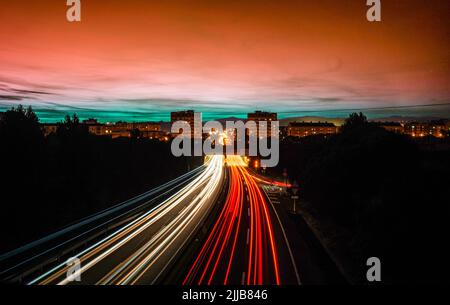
[2,103,448,123]
[0,0,449,122]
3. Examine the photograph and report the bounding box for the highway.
[0,154,342,285]
[183,155,300,285]
[0,155,226,285]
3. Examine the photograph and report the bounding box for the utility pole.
[282,168,288,195]
[291,180,299,213]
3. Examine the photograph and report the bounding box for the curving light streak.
[0,166,206,279]
[28,155,224,285]
[183,155,281,285]
[251,175,292,188]
[100,156,224,285]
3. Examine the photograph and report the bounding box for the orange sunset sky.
[0,0,449,121]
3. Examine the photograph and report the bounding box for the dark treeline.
[0,106,201,253]
[270,112,449,284]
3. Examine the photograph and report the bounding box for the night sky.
[0,0,449,121]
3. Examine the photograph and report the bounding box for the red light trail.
[183,156,281,285]
[251,175,292,188]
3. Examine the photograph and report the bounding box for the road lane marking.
[262,187,302,285]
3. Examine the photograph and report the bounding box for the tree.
[57,113,87,137]
[0,105,43,141]
[341,112,369,132]
[25,105,39,124]
[130,128,142,139]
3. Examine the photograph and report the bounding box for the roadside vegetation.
[0,106,201,253]
[271,112,450,284]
